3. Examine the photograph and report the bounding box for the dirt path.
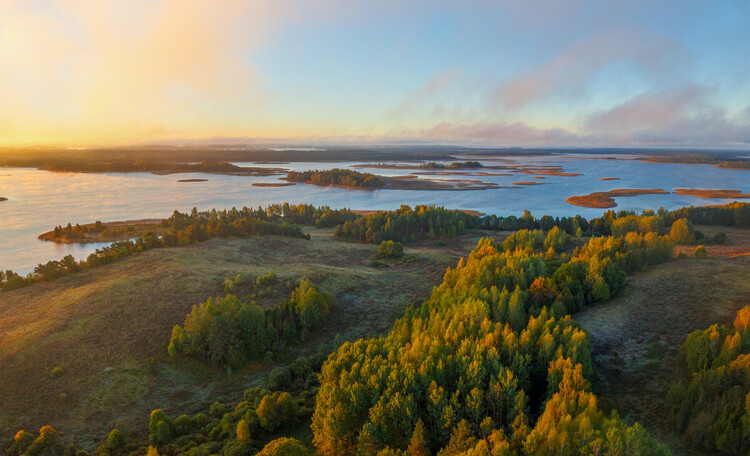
[576,256,750,455]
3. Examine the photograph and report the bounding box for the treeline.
[41,160,251,174]
[419,161,483,169]
[312,224,674,455]
[667,306,750,454]
[286,169,385,188]
[664,202,750,228]
[1,206,313,292]
[335,205,480,243]
[169,277,333,369]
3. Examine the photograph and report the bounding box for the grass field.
[576,226,750,456]
[0,228,500,449]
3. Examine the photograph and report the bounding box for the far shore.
[0,197,7,202]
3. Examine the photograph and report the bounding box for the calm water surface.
[1,154,748,273]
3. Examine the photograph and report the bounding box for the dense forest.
[313,215,676,454]
[667,306,750,454]
[285,169,385,188]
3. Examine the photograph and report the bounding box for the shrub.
[50,366,64,379]
[268,367,292,391]
[711,231,726,244]
[377,240,404,258]
[369,259,389,268]
[694,245,708,259]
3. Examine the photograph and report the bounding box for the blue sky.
[0,0,748,147]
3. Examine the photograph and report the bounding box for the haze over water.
[1,153,748,273]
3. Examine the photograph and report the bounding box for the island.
[566,188,669,208]
[673,188,750,199]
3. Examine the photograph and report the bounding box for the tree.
[670,218,695,244]
[257,438,309,456]
[408,420,430,456]
[236,420,251,443]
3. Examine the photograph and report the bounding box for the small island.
[286,169,385,188]
[252,182,296,187]
[674,188,750,199]
[419,161,484,169]
[598,177,621,181]
[512,181,545,185]
[566,188,669,208]
[177,178,208,182]
[0,197,7,202]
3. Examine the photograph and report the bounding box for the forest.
[285,169,385,188]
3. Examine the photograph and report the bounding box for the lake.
[1,153,748,273]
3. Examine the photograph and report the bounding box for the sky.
[1,0,749,148]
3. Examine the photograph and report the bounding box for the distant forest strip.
[640,152,750,169]
[0,147,457,169]
[37,160,284,176]
[285,169,385,188]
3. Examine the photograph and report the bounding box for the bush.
[368,259,389,268]
[711,231,726,244]
[50,366,64,379]
[694,245,708,258]
[377,240,404,258]
[268,367,292,391]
